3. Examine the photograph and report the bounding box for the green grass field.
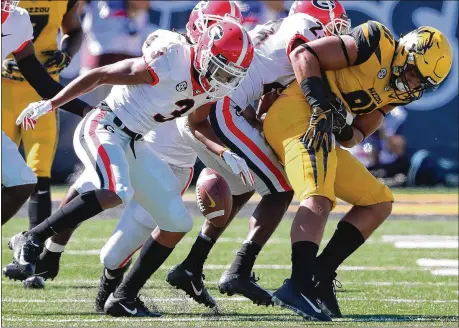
[2,217,458,327]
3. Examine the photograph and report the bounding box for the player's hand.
[16,100,54,130]
[220,149,255,186]
[2,58,25,81]
[329,96,354,132]
[20,116,37,131]
[302,106,333,153]
[42,50,72,75]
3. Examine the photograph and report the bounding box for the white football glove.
[221,149,255,186]
[16,100,54,130]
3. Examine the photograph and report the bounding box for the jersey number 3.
[153,99,195,123]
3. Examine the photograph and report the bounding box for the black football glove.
[42,50,72,75]
[2,58,25,81]
[302,106,334,153]
[329,96,352,133]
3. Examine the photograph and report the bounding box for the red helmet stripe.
[235,28,249,66]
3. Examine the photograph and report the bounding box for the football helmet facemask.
[390,26,453,102]
[186,1,242,44]
[289,0,351,36]
[194,19,253,100]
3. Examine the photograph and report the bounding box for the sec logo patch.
[378,68,387,79]
[176,81,188,92]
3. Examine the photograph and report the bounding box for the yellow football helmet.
[390,26,453,102]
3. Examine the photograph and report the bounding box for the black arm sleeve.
[17,55,91,117]
[349,21,381,65]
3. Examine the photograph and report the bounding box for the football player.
[2,0,84,230]
[5,17,254,317]
[21,1,245,309]
[1,0,91,224]
[263,21,453,320]
[25,0,246,309]
[170,0,350,310]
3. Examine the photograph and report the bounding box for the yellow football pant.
[2,78,58,178]
[263,83,393,207]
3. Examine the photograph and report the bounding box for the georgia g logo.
[312,0,336,10]
[208,24,224,40]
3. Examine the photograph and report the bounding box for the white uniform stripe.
[229,1,235,17]
[235,28,248,66]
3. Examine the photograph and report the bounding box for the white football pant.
[100,165,194,270]
[1,130,37,187]
[73,107,193,233]
[176,97,291,196]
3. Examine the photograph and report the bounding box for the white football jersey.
[1,7,34,61]
[144,120,197,168]
[229,13,325,109]
[105,29,212,135]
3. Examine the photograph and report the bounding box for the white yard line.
[3,297,457,304]
[394,241,458,249]
[3,280,456,287]
[431,269,459,276]
[416,259,458,267]
[381,235,458,242]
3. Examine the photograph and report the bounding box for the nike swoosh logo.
[191,281,202,296]
[119,303,137,315]
[300,294,322,313]
[2,33,11,38]
[203,189,216,208]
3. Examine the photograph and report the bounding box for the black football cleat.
[95,261,132,313]
[35,248,62,280]
[104,293,161,317]
[218,271,273,306]
[3,233,42,281]
[272,279,332,321]
[316,272,343,318]
[166,264,216,308]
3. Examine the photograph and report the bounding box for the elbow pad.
[17,55,90,117]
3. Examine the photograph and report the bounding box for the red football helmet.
[194,19,254,99]
[1,0,19,13]
[289,0,351,36]
[186,1,242,44]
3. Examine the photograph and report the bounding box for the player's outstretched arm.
[14,42,91,117]
[48,57,154,110]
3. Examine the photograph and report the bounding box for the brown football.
[196,168,233,227]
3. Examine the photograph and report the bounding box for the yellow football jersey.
[6,0,77,72]
[326,20,410,115]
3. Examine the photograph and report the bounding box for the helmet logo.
[208,24,224,40]
[377,68,387,79]
[312,0,336,10]
[415,28,436,55]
